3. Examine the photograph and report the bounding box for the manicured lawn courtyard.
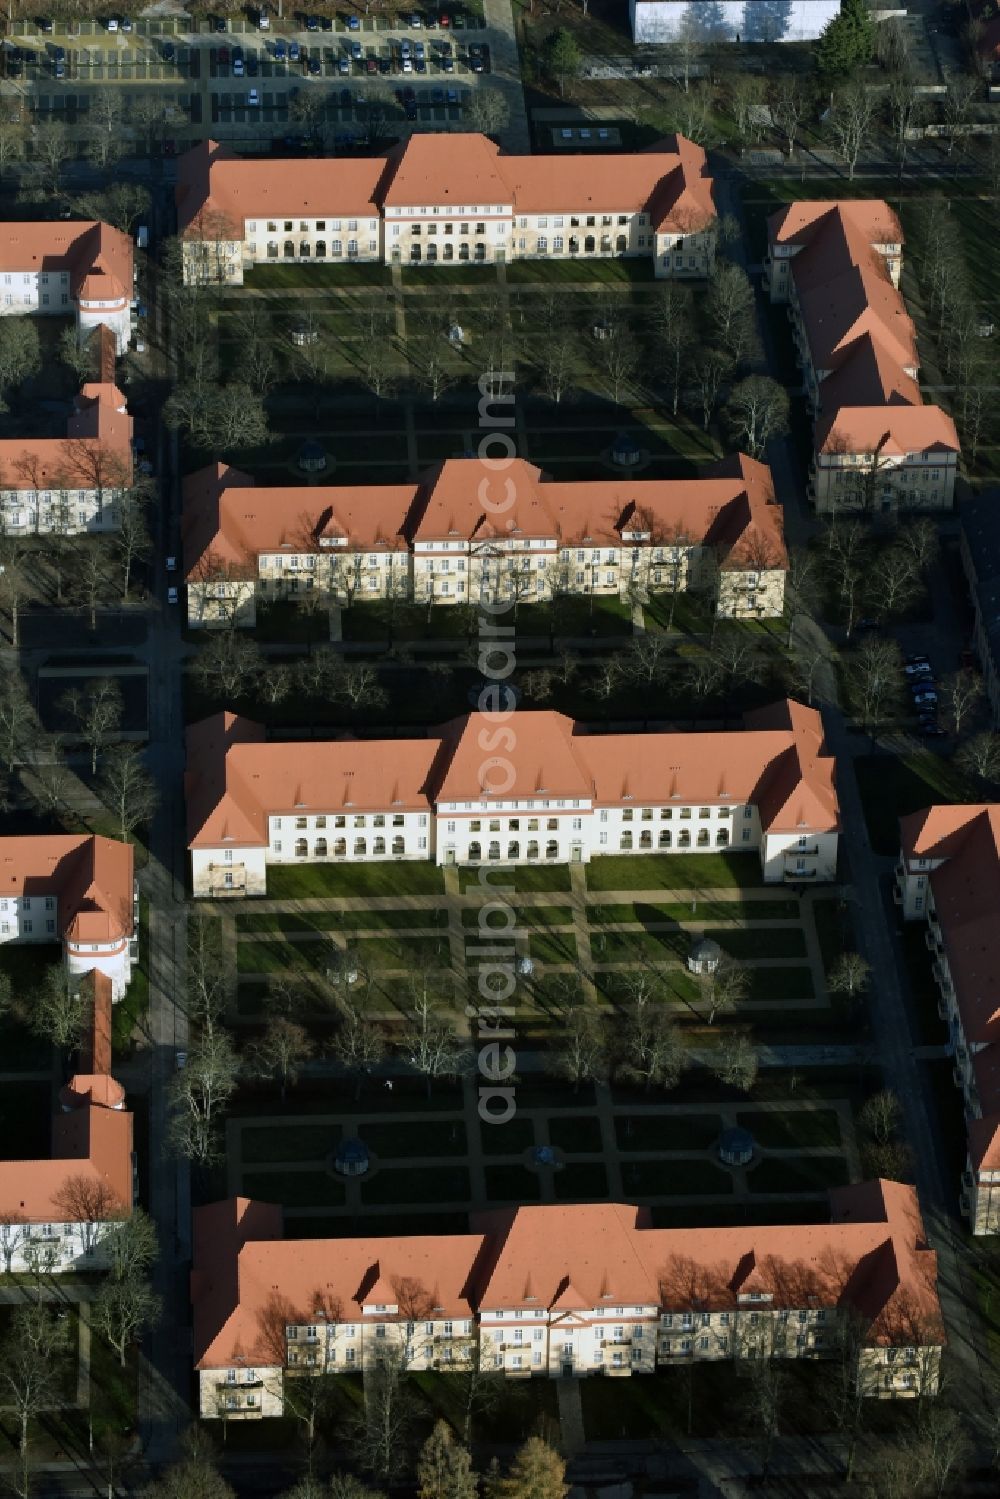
[586,854,765,891]
[265,862,445,898]
[736,1109,842,1150]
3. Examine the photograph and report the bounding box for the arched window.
[410,244,422,261]
[620,831,633,850]
[299,241,310,257]
[678,830,691,848]
[392,836,405,855]
[716,828,729,847]
[459,243,469,261]
[294,838,307,858]
[488,841,501,861]
[315,241,326,258]
[584,235,595,253]
[284,240,295,258]
[659,830,671,849]
[315,838,328,858]
[373,837,386,856]
[427,243,438,262]
[334,838,346,857]
[443,243,454,260]
[697,829,710,847]
[354,838,367,857]
[527,840,539,860]
[545,840,559,859]
[475,242,486,261]
[639,831,652,849]
[616,234,627,252]
[508,840,520,860]
[469,840,481,862]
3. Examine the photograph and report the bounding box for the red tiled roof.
[191,1183,942,1371]
[0,220,132,303]
[0,381,132,492]
[0,834,133,944]
[0,1104,132,1223]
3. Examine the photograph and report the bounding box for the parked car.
[166,555,178,572]
[289,39,301,60]
[439,10,450,23]
[273,39,287,59]
[53,58,64,76]
[442,54,454,70]
[446,84,457,101]
[410,10,423,23]
[309,55,321,73]
[306,13,320,29]
[247,53,259,74]
[167,586,179,605]
[378,56,390,73]
[106,16,119,31]
[431,85,443,101]
[912,690,938,707]
[233,56,244,75]
[163,40,176,61]
[405,100,418,118]
[322,16,333,29]
[338,53,350,72]
[258,9,270,28]
[347,12,361,27]
[218,44,229,62]
[365,55,377,72]
[248,86,260,103]
[351,39,362,58]
[402,55,413,71]
[121,17,133,31]
[40,18,54,31]
[414,39,425,59]
[214,15,227,30]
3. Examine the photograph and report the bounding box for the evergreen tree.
[817,0,875,76]
[501,1438,568,1499]
[418,1420,478,1499]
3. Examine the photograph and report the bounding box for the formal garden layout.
[201,852,894,1235]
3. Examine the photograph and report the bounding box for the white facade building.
[0,221,133,355]
[185,701,839,897]
[630,0,841,43]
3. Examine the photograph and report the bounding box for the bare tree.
[886,74,925,168]
[705,263,757,367]
[942,75,979,155]
[101,1208,159,1284]
[828,951,871,1013]
[827,81,876,180]
[868,546,920,621]
[331,1001,386,1100]
[31,118,71,196]
[0,1303,71,1498]
[724,376,789,458]
[0,1211,27,1274]
[939,669,983,738]
[193,632,264,701]
[538,331,577,404]
[401,977,465,1097]
[688,346,732,431]
[653,283,695,416]
[92,1273,161,1367]
[595,324,640,405]
[617,980,688,1092]
[116,483,153,600]
[728,74,767,145]
[466,88,510,137]
[551,1004,607,1090]
[52,1175,126,1255]
[29,965,88,1059]
[710,1033,758,1092]
[0,674,40,772]
[770,77,805,157]
[847,636,905,736]
[59,677,123,775]
[958,731,1000,785]
[859,1088,903,1146]
[98,743,158,841]
[246,1017,314,1102]
[701,955,750,1025]
[349,1347,414,1483]
[168,1025,240,1164]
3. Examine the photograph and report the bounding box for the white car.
[134,336,146,353]
[106,16,118,30]
[257,8,270,27]
[233,57,244,76]
[166,556,177,573]
[167,586,179,605]
[402,56,413,71]
[248,87,260,105]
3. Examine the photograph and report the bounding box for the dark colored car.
[163,40,176,61]
[247,53,259,73]
[309,55,321,73]
[378,55,390,72]
[306,14,320,29]
[214,15,227,31]
[405,101,418,118]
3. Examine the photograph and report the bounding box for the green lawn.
[459,865,572,893]
[240,1123,340,1164]
[620,1159,733,1196]
[527,930,579,966]
[588,899,798,925]
[747,966,815,1002]
[265,862,445,898]
[241,1170,347,1208]
[506,257,656,284]
[478,1115,536,1155]
[483,1164,542,1201]
[360,1165,471,1205]
[546,1114,604,1153]
[747,1156,851,1193]
[552,1162,609,1200]
[586,854,764,891]
[357,1119,468,1158]
[463,905,573,930]
[615,1113,721,1152]
[237,909,448,934]
[736,1109,842,1150]
[853,753,973,856]
[246,262,390,289]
